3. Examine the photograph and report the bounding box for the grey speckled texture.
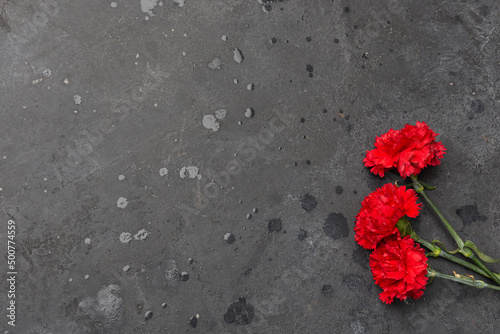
[1,0,500,333]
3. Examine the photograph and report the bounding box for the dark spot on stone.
[471,99,484,113]
[136,302,144,314]
[244,267,252,275]
[321,284,334,297]
[223,297,254,325]
[225,233,236,244]
[268,218,283,233]
[181,272,189,281]
[145,311,153,321]
[306,36,312,42]
[352,248,370,268]
[334,38,339,43]
[479,5,489,17]
[456,203,487,226]
[466,111,475,120]
[335,186,343,195]
[300,117,305,123]
[309,73,313,78]
[306,160,311,165]
[342,273,369,291]
[353,190,358,195]
[306,64,314,73]
[449,71,457,76]
[65,298,78,317]
[298,229,308,241]
[270,37,277,44]
[344,6,350,13]
[301,193,317,212]
[189,316,198,328]
[293,162,298,166]
[367,176,385,191]
[323,212,348,240]
[323,108,328,113]
[353,25,358,29]
[264,4,272,11]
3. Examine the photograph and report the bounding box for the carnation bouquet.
[355,122,500,304]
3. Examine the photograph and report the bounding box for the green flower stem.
[412,234,500,281]
[410,175,465,250]
[410,175,500,287]
[427,268,500,291]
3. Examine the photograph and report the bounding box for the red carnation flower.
[364,122,446,178]
[354,183,421,249]
[370,235,428,304]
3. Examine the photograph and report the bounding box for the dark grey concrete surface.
[1,0,500,333]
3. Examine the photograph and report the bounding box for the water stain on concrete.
[323,212,348,240]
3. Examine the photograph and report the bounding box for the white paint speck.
[134,229,150,240]
[140,0,158,16]
[174,0,186,7]
[208,58,222,70]
[245,108,254,118]
[202,115,220,131]
[73,95,82,105]
[221,35,227,41]
[118,174,125,180]
[43,69,51,77]
[32,78,43,85]
[119,232,132,243]
[111,2,117,7]
[85,274,90,280]
[247,83,254,91]
[215,109,227,120]
[179,166,201,179]
[233,48,243,63]
[123,265,131,272]
[117,197,128,209]
[69,278,73,282]
[159,167,168,176]
[63,78,69,85]
[84,238,91,244]
[234,79,238,84]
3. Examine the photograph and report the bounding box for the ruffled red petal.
[364,122,446,178]
[369,235,428,304]
[354,184,421,249]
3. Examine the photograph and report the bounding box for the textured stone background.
[1,0,500,333]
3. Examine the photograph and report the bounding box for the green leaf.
[433,240,460,254]
[464,240,500,263]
